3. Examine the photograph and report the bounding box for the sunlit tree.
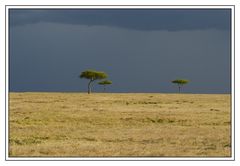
[80,70,107,94]
[98,80,112,92]
[171,79,189,93]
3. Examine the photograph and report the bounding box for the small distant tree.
[98,80,112,92]
[80,70,107,94]
[171,79,189,93]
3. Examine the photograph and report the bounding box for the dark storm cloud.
[9,23,230,93]
[9,9,231,31]
[9,9,231,93]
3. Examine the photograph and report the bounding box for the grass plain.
[9,92,231,157]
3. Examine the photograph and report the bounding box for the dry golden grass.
[9,92,231,157]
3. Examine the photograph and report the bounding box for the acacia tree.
[98,80,112,92]
[80,70,107,94]
[171,79,189,93]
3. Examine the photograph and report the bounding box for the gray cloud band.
[9,9,231,31]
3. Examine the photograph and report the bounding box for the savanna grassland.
[9,93,231,157]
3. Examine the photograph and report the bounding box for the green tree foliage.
[98,80,112,92]
[171,79,189,93]
[80,70,108,94]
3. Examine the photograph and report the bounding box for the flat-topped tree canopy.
[80,70,108,94]
[98,80,112,92]
[98,80,112,85]
[80,70,107,80]
[171,79,189,93]
[172,79,189,85]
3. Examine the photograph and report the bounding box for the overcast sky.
[9,9,231,93]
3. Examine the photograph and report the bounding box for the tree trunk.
[178,86,181,93]
[88,80,93,94]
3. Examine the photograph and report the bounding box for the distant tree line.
[80,69,189,94]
